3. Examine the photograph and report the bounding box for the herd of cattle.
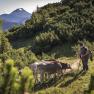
[29,59,81,83]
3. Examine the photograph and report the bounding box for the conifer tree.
[0,35,12,54]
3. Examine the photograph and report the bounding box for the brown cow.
[38,60,71,81]
[38,60,62,81]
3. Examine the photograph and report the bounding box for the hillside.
[34,58,94,94]
[6,0,94,54]
[2,21,17,31]
[0,0,94,94]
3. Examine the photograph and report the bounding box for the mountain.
[0,8,31,31]
[2,21,18,31]
[7,0,94,53]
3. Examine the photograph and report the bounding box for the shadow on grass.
[60,70,87,87]
[33,70,87,92]
[33,75,64,92]
[84,75,94,94]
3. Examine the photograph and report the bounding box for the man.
[79,43,91,71]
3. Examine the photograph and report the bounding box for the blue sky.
[0,0,61,14]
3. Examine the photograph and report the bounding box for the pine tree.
[0,19,12,54]
[0,35,12,54]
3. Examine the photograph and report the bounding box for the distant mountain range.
[0,8,31,31]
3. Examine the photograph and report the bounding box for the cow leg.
[40,70,44,82]
[45,72,48,80]
[48,73,50,79]
[34,71,38,84]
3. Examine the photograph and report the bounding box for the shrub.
[20,67,35,93]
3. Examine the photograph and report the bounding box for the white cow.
[30,62,41,83]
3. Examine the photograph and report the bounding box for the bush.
[0,59,35,94]
[1,48,37,68]
[20,67,35,93]
[32,31,60,54]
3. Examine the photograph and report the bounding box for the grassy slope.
[34,58,94,94]
[11,38,94,94]
[10,39,94,94]
[60,60,93,94]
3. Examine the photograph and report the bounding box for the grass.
[10,39,94,94]
[33,58,94,94]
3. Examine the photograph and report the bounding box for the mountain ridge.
[0,8,31,31]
